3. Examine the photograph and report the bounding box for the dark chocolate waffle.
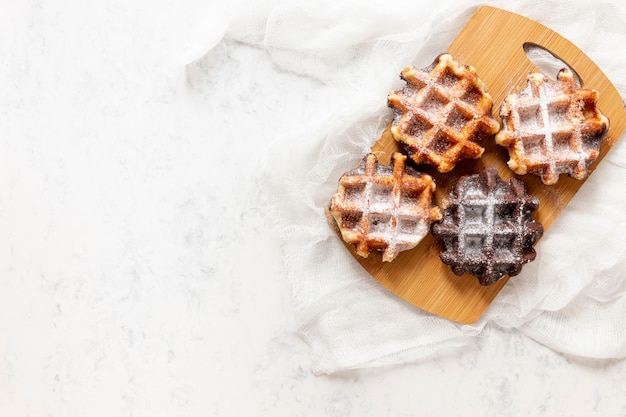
[431,167,544,285]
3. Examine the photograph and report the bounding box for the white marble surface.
[1,1,625,416]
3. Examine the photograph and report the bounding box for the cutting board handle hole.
[523,42,583,86]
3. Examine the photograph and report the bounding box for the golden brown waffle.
[387,54,500,173]
[328,152,441,262]
[496,68,610,185]
[431,167,544,286]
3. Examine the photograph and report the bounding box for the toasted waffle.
[431,167,543,285]
[496,68,610,185]
[387,54,500,173]
[328,152,441,262]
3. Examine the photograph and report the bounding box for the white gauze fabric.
[229,0,626,374]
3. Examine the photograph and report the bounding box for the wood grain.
[337,6,626,323]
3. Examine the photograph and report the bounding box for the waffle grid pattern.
[388,54,500,173]
[432,167,543,285]
[329,153,440,262]
[496,69,610,185]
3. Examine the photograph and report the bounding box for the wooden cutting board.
[334,6,626,324]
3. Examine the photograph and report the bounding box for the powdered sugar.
[496,69,610,185]
[387,54,500,172]
[432,167,543,285]
[329,153,438,262]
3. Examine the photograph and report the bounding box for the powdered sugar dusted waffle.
[387,54,500,173]
[496,68,610,185]
[328,153,441,262]
[431,167,543,285]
